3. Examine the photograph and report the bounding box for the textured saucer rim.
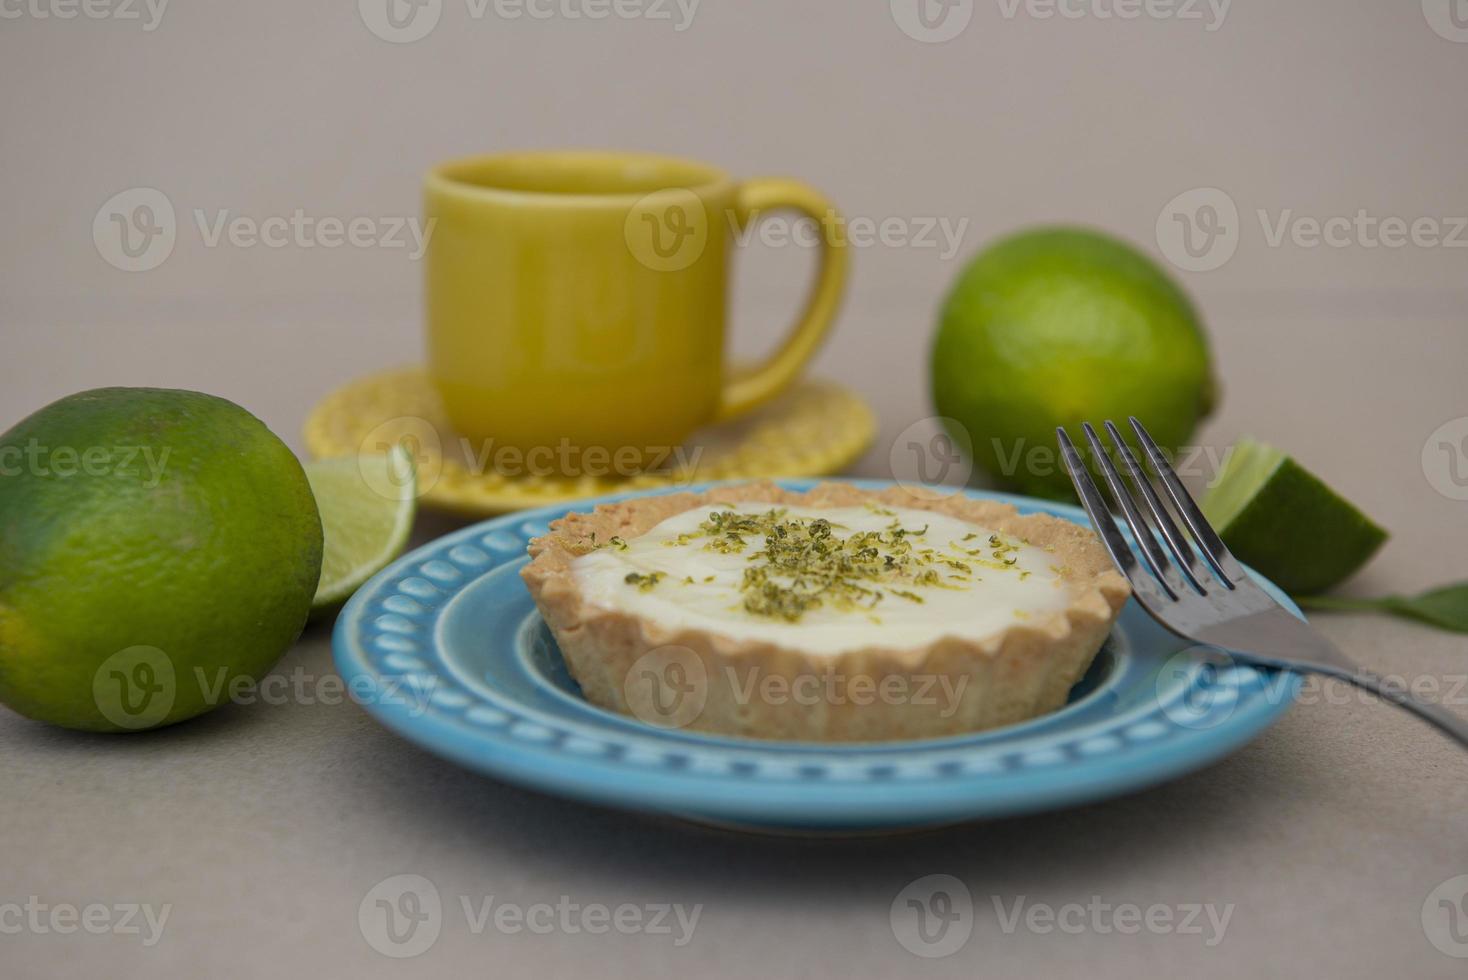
[303,366,877,516]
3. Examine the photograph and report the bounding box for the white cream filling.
[571,502,1072,655]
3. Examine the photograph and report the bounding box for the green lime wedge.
[1201,438,1387,595]
[305,446,416,612]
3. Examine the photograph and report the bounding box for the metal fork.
[1057,418,1468,748]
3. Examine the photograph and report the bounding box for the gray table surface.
[3,302,1467,979]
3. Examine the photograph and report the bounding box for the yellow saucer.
[303,367,876,517]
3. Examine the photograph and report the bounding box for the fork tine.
[1128,416,1248,585]
[1080,423,1186,600]
[1102,420,1210,594]
[1056,427,1143,579]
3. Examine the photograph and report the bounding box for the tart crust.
[522,481,1130,742]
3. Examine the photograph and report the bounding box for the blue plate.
[334,480,1302,832]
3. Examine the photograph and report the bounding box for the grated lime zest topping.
[632,508,1028,623]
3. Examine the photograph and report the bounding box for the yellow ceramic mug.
[425,150,847,466]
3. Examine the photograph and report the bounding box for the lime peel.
[1202,437,1386,595]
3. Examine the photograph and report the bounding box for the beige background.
[3,2,1468,978]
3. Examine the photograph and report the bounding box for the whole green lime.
[0,388,323,732]
[931,227,1217,499]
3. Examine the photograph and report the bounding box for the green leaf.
[1296,582,1468,633]
[1381,583,1468,632]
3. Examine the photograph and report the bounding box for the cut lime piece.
[306,446,416,612]
[1201,438,1387,595]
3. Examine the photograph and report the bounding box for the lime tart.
[521,482,1129,741]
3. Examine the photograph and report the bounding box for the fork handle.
[1316,665,1468,748]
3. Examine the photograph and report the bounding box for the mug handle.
[715,178,849,421]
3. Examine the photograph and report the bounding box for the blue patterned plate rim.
[333,479,1303,829]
